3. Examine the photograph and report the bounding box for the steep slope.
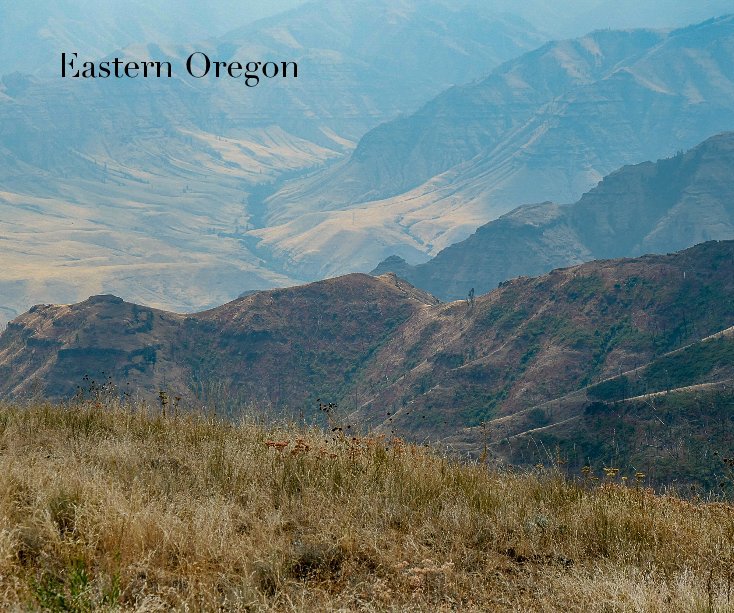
[450,324,734,462]
[476,326,734,490]
[268,28,668,210]
[0,274,436,416]
[374,132,734,300]
[256,16,734,279]
[1,239,733,437]
[351,241,734,444]
[0,0,545,328]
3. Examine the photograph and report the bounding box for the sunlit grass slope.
[1,401,733,611]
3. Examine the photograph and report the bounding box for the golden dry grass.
[0,400,733,611]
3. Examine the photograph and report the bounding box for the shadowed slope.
[374,132,734,300]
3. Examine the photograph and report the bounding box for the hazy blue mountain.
[4,0,731,78]
[0,0,545,328]
[255,16,734,280]
[560,0,734,36]
[461,0,734,38]
[372,132,734,300]
[0,0,307,76]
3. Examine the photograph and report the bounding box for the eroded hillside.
[2,241,733,485]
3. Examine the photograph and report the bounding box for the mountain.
[2,240,734,485]
[352,241,734,432]
[561,0,734,36]
[7,0,731,76]
[357,240,734,488]
[373,132,734,300]
[0,0,545,329]
[255,16,734,279]
[477,327,734,491]
[6,1,730,77]
[0,0,307,76]
[0,274,438,411]
[485,0,734,39]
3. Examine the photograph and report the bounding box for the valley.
[256,16,734,280]
[4,3,734,609]
[0,0,547,328]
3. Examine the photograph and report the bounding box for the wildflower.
[265,440,290,451]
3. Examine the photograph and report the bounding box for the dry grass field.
[1,399,733,611]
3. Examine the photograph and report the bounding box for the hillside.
[2,402,733,611]
[0,0,544,329]
[373,132,734,300]
[353,241,734,436]
[256,16,734,279]
[0,274,436,415]
[2,241,734,486]
[444,325,734,489]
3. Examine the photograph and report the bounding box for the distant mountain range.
[4,0,732,77]
[4,8,734,331]
[0,0,307,76]
[2,240,733,487]
[257,16,734,279]
[0,0,545,328]
[373,132,734,300]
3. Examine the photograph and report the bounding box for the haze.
[3,0,733,76]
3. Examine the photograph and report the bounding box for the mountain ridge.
[0,0,546,329]
[255,16,734,280]
[2,240,734,485]
[372,131,734,300]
